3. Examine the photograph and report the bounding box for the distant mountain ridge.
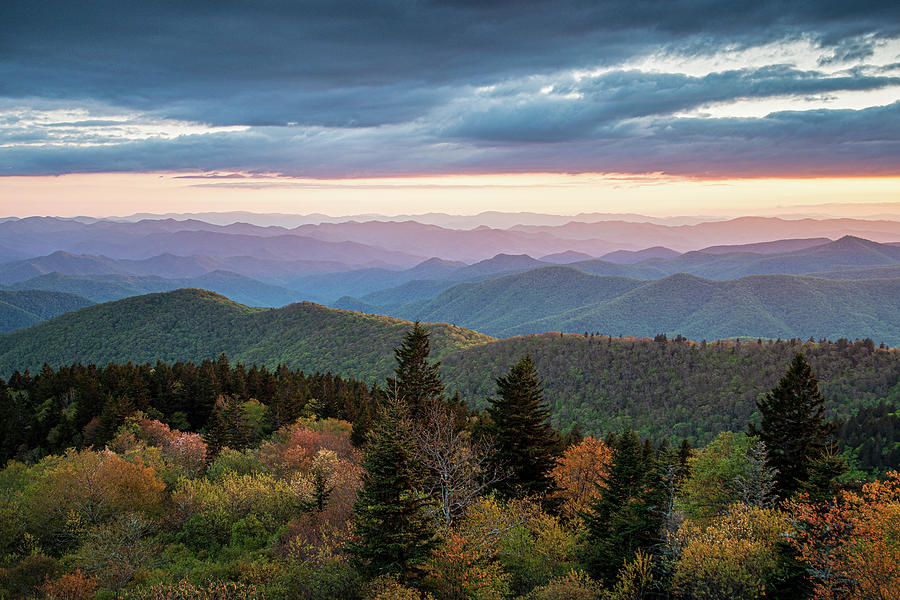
[0,290,94,333]
[4,215,900,268]
[4,271,301,307]
[343,265,900,344]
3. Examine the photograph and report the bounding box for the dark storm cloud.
[443,67,900,142]
[3,103,897,178]
[1,0,899,176]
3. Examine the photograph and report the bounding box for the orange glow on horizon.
[1,171,900,219]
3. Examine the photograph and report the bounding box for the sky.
[1,0,899,217]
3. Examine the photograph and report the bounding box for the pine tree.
[391,322,443,416]
[204,394,251,460]
[348,397,437,583]
[734,440,778,508]
[486,354,560,500]
[798,442,848,504]
[583,429,664,586]
[753,353,835,498]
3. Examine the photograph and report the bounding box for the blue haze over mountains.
[4,214,900,344]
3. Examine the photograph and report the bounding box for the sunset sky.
[1,1,898,217]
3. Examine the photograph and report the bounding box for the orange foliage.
[35,449,166,527]
[39,569,98,600]
[258,418,358,478]
[427,532,509,600]
[551,437,612,520]
[135,418,207,477]
[788,471,900,600]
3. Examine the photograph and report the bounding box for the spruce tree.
[391,322,443,416]
[582,429,664,586]
[204,394,250,460]
[486,354,560,499]
[753,353,835,498]
[348,397,437,583]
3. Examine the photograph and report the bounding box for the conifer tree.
[583,429,664,585]
[391,322,443,416]
[486,354,560,499]
[348,397,437,583]
[204,394,250,459]
[753,353,835,498]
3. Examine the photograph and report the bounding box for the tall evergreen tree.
[582,429,664,586]
[391,322,443,415]
[348,397,437,583]
[753,353,835,498]
[204,394,251,460]
[486,354,560,499]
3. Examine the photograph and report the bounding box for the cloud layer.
[1,0,899,177]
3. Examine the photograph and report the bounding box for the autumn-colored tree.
[788,471,900,600]
[551,436,612,521]
[38,569,98,600]
[426,531,510,600]
[672,503,791,600]
[364,574,432,600]
[258,417,357,479]
[525,570,602,600]
[23,449,165,552]
[606,550,655,600]
[450,495,577,597]
[127,416,207,477]
[121,580,265,600]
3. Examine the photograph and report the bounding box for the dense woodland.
[1,324,898,599]
[3,289,900,472]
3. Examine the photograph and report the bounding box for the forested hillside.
[0,289,493,379]
[2,290,897,467]
[5,270,301,307]
[0,290,94,333]
[352,266,900,344]
[441,333,900,452]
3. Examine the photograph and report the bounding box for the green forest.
[2,290,899,470]
[1,323,898,600]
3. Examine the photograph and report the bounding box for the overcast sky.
[1,1,899,215]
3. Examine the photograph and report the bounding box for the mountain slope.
[2,289,900,449]
[8,271,302,307]
[0,251,127,284]
[399,267,644,335]
[351,266,900,344]
[440,334,900,444]
[0,290,94,333]
[0,289,493,379]
[600,246,680,263]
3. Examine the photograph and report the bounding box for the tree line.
[0,323,898,599]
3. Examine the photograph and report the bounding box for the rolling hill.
[0,290,94,333]
[0,289,493,380]
[2,289,899,449]
[6,271,302,307]
[341,265,900,344]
